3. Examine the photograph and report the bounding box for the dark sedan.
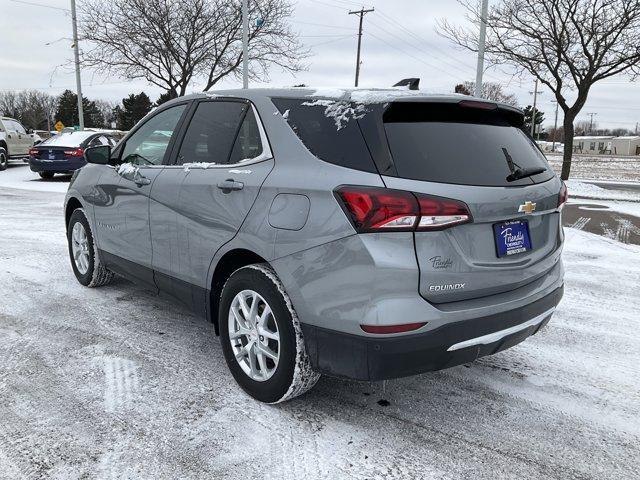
[29,131,117,179]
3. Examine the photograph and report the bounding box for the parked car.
[64,88,566,403]
[0,117,41,171]
[29,131,117,179]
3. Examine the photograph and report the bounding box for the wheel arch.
[0,140,8,153]
[65,197,83,230]
[209,248,269,335]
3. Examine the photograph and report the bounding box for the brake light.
[63,148,84,157]
[28,148,39,157]
[558,181,568,209]
[335,186,472,233]
[361,322,427,334]
[458,100,498,110]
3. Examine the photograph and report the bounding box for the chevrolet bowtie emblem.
[518,201,537,214]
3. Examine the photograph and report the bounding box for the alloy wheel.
[71,222,90,275]
[228,289,280,381]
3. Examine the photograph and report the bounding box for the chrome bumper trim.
[447,307,556,352]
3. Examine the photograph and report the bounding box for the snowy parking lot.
[1,165,639,479]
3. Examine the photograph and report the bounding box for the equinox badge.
[518,201,537,215]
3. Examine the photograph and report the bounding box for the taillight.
[28,148,39,157]
[360,322,427,334]
[558,181,568,209]
[63,148,84,157]
[415,193,471,230]
[335,186,472,233]
[335,186,418,232]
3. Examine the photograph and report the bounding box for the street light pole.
[70,0,84,130]
[242,0,249,89]
[474,0,489,97]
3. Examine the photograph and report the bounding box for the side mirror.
[85,145,111,165]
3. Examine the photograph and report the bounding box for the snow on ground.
[566,180,640,202]
[547,154,640,182]
[0,164,70,194]
[1,185,639,479]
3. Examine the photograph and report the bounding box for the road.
[1,167,639,479]
[563,202,640,245]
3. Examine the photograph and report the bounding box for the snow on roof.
[40,131,98,147]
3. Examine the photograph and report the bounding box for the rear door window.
[272,98,377,173]
[383,102,553,186]
[176,101,247,165]
[228,107,264,164]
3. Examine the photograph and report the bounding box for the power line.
[291,20,353,30]
[367,19,474,79]
[308,35,355,48]
[366,31,463,80]
[9,0,68,12]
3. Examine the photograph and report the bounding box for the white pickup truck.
[0,117,42,171]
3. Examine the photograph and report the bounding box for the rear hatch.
[377,100,563,303]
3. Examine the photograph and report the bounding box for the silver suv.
[64,88,565,403]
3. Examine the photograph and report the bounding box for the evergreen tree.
[523,105,545,138]
[54,90,104,128]
[116,92,153,130]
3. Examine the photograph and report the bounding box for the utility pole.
[587,112,597,134]
[242,0,249,89]
[551,100,559,152]
[349,7,374,87]
[70,0,84,130]
[474,0,489,97]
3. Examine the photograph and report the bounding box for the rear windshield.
[272,98,377,173]
[383,103,553,186]
[41,132,96,147]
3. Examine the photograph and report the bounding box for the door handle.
[134,171,151,186]
[217,179,244,193]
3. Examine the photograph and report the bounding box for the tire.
[39,172,54,179]
[0,147,7,171]
[67,208,115,287]
[219,264,320,403]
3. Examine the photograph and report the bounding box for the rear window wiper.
[506,167,547,182]
[501,147,545,182]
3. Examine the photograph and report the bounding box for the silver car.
[64,88,565,403]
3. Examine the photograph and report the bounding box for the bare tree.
[439,0,640,179]
[79,0,307,97]
[460,81,519,106]
[0,90,57,130]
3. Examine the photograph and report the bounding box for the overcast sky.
[2,0,639,131]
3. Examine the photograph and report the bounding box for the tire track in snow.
[615,218,632,244]
[570,217,591,231]
[103,357,139,413]
[600,222,617,241]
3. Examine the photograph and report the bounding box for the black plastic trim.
[301,285,563,381]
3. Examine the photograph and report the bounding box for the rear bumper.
[29,157,86,173]
[300,285,563,381]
